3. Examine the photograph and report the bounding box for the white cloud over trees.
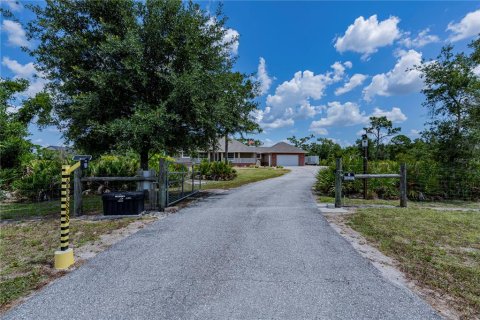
[363,49,423,101]
[309,101,406,135]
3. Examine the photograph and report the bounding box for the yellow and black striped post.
[60,165,71,251]
[54,161,80,270]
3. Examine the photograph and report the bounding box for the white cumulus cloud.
[206,17,239,55]
[261,118,294,129]
[363,49,423,101]
[265,62,346,119]
[447,9,480,42]
[309,102,368,130]
[1,19,30,48]
[399,28,440,48]
[371,107,407,122]
[335,73,368,96]
[257,62,348,130]
[2,57,35,78]
[309,101,407,135]
[2,57,47,97]
[256,57,273,95]
[334,15,401,59]
[224,28,239,55]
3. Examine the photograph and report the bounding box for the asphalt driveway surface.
[4,167,439,320]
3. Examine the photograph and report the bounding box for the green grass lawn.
[0,195,103,221]
[318,195,480,209]
[347,207,480,318]
[0,217,152,311]
[201,167,290,190]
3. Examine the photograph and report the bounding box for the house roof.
[212,138,306,154]
[215,137,259,153]
[265,142,307,154]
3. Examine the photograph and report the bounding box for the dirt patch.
[324,212,462,320]
[75,216,158,261]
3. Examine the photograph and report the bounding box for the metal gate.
[159,159,201,208]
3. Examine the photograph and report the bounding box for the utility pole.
[362,134,368,200]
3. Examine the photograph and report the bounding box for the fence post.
[400,163,407,208]
[148,170,155,210]
[335,158,343,208]
[192,164,194,192]
[73,167,82,216]
[158,159,167,211]
[181,171,184,198]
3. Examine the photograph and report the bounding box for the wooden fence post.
[73,167,82,216]
[335,158,343,208]
[158,159,167,211]
[400,163,407,207]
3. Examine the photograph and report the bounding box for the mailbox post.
[54,155,91,270]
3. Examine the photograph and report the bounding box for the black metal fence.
[165,163,201,207]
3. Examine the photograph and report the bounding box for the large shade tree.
[27,0,255,169]
[417,37,480,165]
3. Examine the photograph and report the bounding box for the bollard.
[54,156,90,270]
[54,164,76,269]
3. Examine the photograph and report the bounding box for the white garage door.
[277,155,299,166]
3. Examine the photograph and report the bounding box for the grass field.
[0,217,150,311]
[346,207,480,318]
[201,167,290,190]
[317,195,480,209]
[0,196,103,221]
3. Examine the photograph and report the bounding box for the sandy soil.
[75,216,159,261]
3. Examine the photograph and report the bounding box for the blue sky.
[2,1,480,148]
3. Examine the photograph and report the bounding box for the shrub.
[86,154,139,177]
[12,155,63,201]
[148,153,176,173]
[198,160,237,181]
[315,159,400,199]
[315,157,480,201]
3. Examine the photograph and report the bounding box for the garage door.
[277,155,299,166]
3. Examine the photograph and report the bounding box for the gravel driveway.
[3,167,439,320]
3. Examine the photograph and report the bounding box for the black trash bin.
[102,192,145,215]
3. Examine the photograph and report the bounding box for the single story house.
[177,138,306,166]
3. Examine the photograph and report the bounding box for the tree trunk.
[224,134,229,163]
[140,149,149,170]
[376,129,381,160]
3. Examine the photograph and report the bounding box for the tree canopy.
[417,36,480,165]
[363,116,401,160]
[0,78,51,170]
[27,0,259,169]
